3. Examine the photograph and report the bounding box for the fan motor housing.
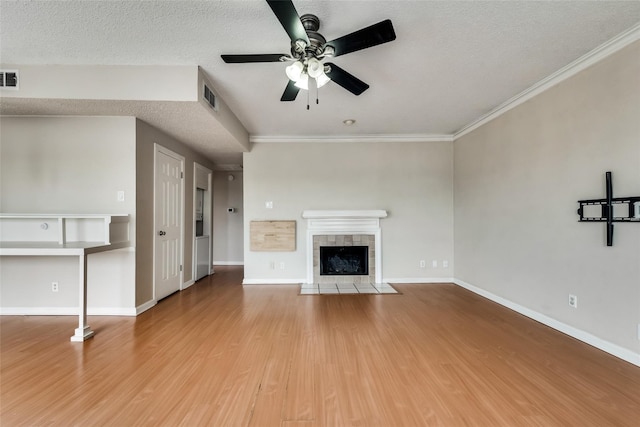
[292,14,326,58]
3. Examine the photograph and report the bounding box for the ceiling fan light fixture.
[294,72,309,90]
[307,57,323,78]
[223,6,397,103]
[322,45,336,57]
[316,72,331,88]
[285,61,304,82]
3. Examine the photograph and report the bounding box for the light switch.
[117,191,125,202]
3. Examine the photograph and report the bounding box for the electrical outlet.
[443,260,449,268]
[52,282,59,292]
[568,294,578,308]
[432,260,438,268]
[279,261,285,270]
[419,260,426,268]
[269,261,275,270]
[265,201,273,209]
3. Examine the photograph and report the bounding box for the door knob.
[158,230,166,236]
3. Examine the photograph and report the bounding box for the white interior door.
[155,146,184,301]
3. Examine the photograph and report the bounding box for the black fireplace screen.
[320,246,368,276]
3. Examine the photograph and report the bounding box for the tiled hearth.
[300,282,398,295]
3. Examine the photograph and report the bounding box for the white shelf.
[0,213,129,245]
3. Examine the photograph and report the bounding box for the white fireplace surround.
[302,210,387,285]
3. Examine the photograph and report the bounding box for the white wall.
[454,41,640,357]
[213,171,244,265]
[0,116,137,312]
[243,141,454,283]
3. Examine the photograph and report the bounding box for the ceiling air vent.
[0,70,19,89]
[203,84,217,111]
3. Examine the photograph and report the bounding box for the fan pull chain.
[307,89,310,110]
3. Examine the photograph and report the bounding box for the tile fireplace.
[302,210,387,285]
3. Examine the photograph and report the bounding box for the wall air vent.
[203,84,218,111]
[0,70,19,89]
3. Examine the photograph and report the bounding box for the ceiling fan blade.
[325,19,396,57]
[221,54,287,63]
[266,0,309,44]
[281,80,300,101]
[324,63,369,96]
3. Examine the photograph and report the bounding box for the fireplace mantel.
[302,210,387,285]
[302,210,387,219]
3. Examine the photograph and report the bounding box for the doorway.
[194,163,212,281]
[154,144,185,301]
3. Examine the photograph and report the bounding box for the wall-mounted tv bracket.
[577,171,640,246]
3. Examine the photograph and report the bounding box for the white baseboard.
[213,261,244,266]
[182,279,195,290]
[90,307,137,316]
[242,278,304,285]
[453,278,640,367]
[136,299,156,315]
[0,307,137,316]
[385,277,455,284]
[241,277,455,285]
[1,307,75,316]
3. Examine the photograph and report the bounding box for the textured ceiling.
[1,1,640,166]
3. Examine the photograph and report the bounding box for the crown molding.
[240,24,640,147]
[250,134,454,144]
[213,163,243,171]
[454,22,640,140]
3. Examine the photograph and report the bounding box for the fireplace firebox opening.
[320,246,369,276]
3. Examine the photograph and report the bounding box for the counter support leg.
[71,254,95,342]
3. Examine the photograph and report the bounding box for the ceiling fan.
[221,0,396,103]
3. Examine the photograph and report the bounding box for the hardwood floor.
[2,266,639,426]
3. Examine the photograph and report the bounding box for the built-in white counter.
[0,214,131,342]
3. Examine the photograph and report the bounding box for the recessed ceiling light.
[343,119,356,126]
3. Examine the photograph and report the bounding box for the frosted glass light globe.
[285,61,304,82]
[307,58,323,78]
[294,73,309,90]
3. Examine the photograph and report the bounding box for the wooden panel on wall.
[250,220,296,251]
